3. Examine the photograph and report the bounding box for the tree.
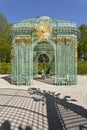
[78,24,87,61]
[0,13,11,63]
[0,12,8,34]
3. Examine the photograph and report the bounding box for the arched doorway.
[33,40,55,82]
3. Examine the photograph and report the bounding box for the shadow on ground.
[1,75,11,83]
[28,88,87,130]
[34,75,55,85]
[0,87,87,129]
[2,75,54,85]
[0,120,32,130]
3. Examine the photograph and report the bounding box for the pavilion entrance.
[33,41,55,83]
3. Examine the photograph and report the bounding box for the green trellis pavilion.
[11,16,78,85]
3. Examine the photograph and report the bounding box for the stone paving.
[0,75,87,130]
[0,88,87,130]
[0,88,48,130]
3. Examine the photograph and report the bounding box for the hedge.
[77,60,87,75]
[0,61,87,75]
[0,63,11,74]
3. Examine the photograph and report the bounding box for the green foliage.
[0,63,11,74]
[0,13,12,63]
[38,63,49,74]
[77,24,87,74]
[77,60,87,74]
[38,63,55,74]
[78,24,87,61]
[0,12,8,34]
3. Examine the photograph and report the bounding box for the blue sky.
[0,0,87,26]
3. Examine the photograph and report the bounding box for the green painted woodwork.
[11,16,78,85]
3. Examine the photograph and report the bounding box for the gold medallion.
[35,22,52,40]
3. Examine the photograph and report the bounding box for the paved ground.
[0,75,87,130]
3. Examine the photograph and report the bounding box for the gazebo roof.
[13,16,77,29]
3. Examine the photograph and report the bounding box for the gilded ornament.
[35,22,52,40]
[66,37,72,44]
[25,38,32,44]
[56,37,63,44]
[16,37,22,44]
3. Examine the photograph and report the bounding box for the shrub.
[0,63,11,74]
[1,61,87,75]
[77,60,87,74]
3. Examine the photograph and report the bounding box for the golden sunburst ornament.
[35,22,52,40]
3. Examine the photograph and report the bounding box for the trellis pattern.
[11,16,78,85]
